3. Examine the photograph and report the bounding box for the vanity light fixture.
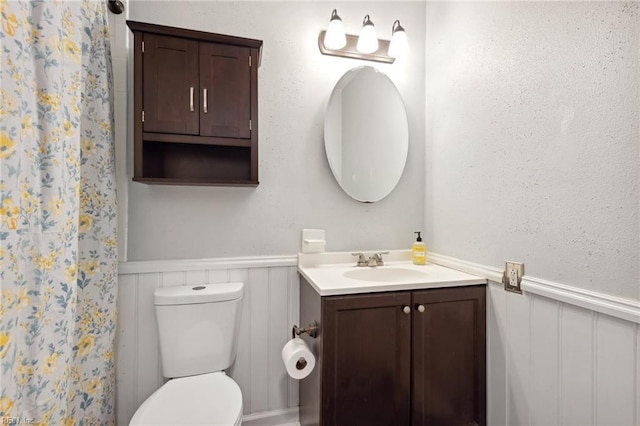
[318,10,409,64]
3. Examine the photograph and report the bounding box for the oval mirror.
[324,66,409,202]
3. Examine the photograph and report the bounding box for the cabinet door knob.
[402,305,411,315]
[203,88,208,113]
[416,304,425,313]
[189,87,195,112]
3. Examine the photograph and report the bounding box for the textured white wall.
[425,2,640,301]
[123,1,426,260]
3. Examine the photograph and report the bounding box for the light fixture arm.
[392,20,405,34]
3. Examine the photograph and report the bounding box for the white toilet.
[130,282,245,425]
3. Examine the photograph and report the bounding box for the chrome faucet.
[352,251,389,267]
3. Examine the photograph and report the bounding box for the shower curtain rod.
[108,0,124,15]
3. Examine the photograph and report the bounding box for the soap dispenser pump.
[412,231,426,265]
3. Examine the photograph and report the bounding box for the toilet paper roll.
[281,337,315,380]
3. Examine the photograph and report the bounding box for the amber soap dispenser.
[412,231,427,265]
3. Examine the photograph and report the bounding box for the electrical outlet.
[503,261,524,294]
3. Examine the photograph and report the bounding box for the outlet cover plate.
[503,261,524,294]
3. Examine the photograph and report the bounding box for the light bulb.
[324,9,346,50]
[356,15,378,54]
[388,20,409,58]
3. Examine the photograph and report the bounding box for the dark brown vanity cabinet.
[299,280,486,426]
[127,21,262,186]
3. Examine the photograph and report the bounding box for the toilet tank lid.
[154,282,244,306]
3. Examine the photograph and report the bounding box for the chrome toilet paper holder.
[292,321,319,339]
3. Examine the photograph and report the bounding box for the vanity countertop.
[298,251,487,296]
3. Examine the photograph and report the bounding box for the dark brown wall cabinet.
[300,280,486,426]
[127,21,262,186]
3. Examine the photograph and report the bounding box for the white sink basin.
[343,267,429,282]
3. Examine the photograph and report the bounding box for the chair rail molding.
[118,254,298,275]
[429,252,640,324]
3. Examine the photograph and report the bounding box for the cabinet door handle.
[416,304,426,313]
[402,305,411,315]
[203,88,208,113]
[189,87,194,112]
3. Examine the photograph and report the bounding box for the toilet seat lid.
[130,372,242,425]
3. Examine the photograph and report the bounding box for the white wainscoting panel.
[118,252,639,426]
[487,280,640,426]
[431,252,639,425]
[116,256,299,426]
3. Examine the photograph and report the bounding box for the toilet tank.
[154,282,244,378]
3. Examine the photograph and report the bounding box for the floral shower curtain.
[0,0,117,424]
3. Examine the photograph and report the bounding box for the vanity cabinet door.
[411,286,486,426]
[322,292,412,426]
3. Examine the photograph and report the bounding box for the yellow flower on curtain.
[62,9,74,34]
[63,121,75,138]
[2,13,18,37]
[17,363,33,385]
[63,39,81,62]
[48,197,63,217]
[81,138,96,155]
[0,197,19,230]
[78,214,93,232]
[0,290,15,315]
[64,264,77,282]
[16,288,29,311]
[0,332,11,359]
[0,132,16,159]
[37,410,52,426]
[37,90,61,111]
[86,378,101,394]
[0,397,14,417]
[43,353,59,375]
[82,259,100,276]
[21,115,34,136]
[34,254,55,271]
[62,417,75,426]
[76,335,95,358]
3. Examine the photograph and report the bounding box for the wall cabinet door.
[199,43,251,138]
[142,33,199,135]
[143,36,251,139]
[322,292,412,426]
[411,286,486,426]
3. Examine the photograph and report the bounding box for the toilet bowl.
[129,372,242,425]
[129,282,245,425]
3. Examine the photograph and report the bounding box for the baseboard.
[429,252,640,324]
[242,407,299,426]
